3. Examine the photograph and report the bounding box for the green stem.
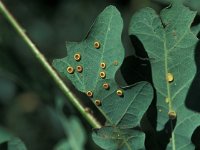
[0,1,101,128]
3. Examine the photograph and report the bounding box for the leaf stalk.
[0,1,101,128]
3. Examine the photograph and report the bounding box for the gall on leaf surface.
[130,0,200,149]
[53,6,153,150]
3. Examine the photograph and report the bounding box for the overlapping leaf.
[53,6,153,149]
[92,80,152,150]
[92,127,144,150]
[130,0,200,149]
[153,0,200,12]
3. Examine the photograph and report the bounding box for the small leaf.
[130,0,200,149]
[92,80,152,149]
[94,80,153,128]
[92,127,144,150]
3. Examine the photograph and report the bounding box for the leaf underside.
[130,0,200,149]
[53,6,153,150]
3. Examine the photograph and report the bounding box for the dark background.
[0,0,199,150]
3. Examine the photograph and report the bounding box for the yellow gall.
[94,41,100,49]
[95,100,101,106]
[86,91,93,97]
[67,66,74,74]
[100,62,106,69]
[116,89,123,97]
[168,111,177,120]
[165,98,170,104]
[166,73,174,82]
[74,53,81,61]
[99,71,106,79]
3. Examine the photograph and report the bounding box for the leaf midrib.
[164,31,175,150]
[93,8,115,91]
[164,27,192,150]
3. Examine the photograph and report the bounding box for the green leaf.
[8,138,27,150]
[94,80,153,128]
[0,127,27,150]
[55,139,70,150]
[92,127,144,150]
[53,5,153,149]
[130,1,200,149]
[58,117,86,150]
[55,99,86,150]
[0,127,12,143]
[184,0,200,12]
[192,23,200,35]
[153,0,200,12]
[92,81,152,150]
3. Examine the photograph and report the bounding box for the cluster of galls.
[66,41,124,107]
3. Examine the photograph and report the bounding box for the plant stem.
[0,1,101,128]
